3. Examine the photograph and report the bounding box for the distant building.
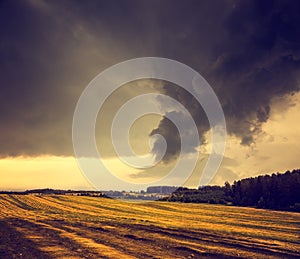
[146,186,178,194]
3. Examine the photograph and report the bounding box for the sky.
[0,0,300,191]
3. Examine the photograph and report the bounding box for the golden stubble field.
[0,195,299,258]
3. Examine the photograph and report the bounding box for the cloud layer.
[0,0,299,163]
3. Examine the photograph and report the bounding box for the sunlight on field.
[0,195,299,258]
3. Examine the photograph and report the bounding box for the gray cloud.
[211,0,300,142]
[149,83,209,162]
[0,0,161,157]
[150,0,300,161]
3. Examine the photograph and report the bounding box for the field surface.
[0,195,299,258]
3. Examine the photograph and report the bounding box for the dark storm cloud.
[210,0,300,145]
[150,116,180,162]
[150,83,209,162]
[0,0,300,159]
[0,0,76,156]
[0,0,161,157]
[150,0,300,160]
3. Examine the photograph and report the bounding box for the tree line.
[160,169,300,212]
[0,188,108,197]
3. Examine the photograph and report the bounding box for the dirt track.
[0,195,299,258]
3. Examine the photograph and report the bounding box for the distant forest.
[160,169,300,212]
[0,189,107,197]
